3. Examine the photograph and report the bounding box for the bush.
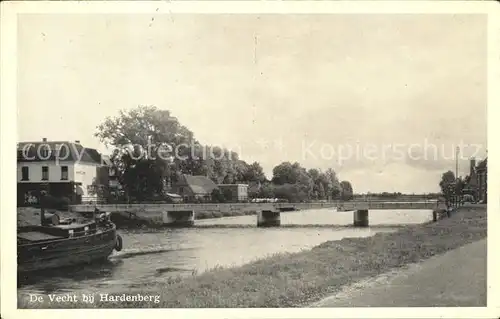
[273,184,309,203]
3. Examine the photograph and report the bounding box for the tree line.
[438,170,477,204]
[93,106,354,203]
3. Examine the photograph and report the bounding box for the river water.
[18,208,432,295]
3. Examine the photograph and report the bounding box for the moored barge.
[17,208,123,273]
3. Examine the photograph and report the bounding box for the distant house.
[171,174,218,202]
[17,138,109,206]
[463,157,487,203]
[218,184,249,202]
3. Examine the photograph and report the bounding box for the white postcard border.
[1,1,499,318]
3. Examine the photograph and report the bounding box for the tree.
[208,146,233,180]
[439,171,456,191]
[95,106,196,201]
[324,168,341,199]
[94,106,358,204]
[340,180,354,200]
[96,105,195,147]
[317,182,326,200]
[307,169,331,200]
[455,177,465,194]
[272,162,297,185]
[439,170,456,205]
[272,162,313,198]
[257,182,275,199]
[243,162,267,183]
[273,183,309,203]
[439,171,456,190]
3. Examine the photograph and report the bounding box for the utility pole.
[455,146,460,180]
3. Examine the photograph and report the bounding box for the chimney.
[470,158,476,176]
[75,140,80,144]
[42,138,47,142]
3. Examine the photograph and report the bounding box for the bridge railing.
[71,199,444,214]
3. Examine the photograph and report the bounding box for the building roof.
[180,174,218,195]
[17,141,104,165]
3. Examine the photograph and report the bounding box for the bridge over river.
[71,200,445,227]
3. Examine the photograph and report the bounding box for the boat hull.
[18,226,117,273]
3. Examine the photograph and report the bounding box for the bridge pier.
[162,210,195,227]
[257,210,281,227]
[353,209,369,227]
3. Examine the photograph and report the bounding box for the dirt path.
[312,239,486,307]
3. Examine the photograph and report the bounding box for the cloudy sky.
[17,14,487,193]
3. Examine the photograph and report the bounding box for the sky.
[17,14,487,193]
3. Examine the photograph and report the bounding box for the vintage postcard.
[1,1,499,319]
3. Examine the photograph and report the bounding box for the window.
[42,166,49,180]
[61,166,68,180]
[21,167,29,181]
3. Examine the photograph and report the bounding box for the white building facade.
[17,139,109,205]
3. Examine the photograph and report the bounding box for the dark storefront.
[17,182,83,206]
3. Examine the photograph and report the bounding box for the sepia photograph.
[1,1,498,318]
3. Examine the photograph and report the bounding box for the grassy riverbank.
[18,205,486,308]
